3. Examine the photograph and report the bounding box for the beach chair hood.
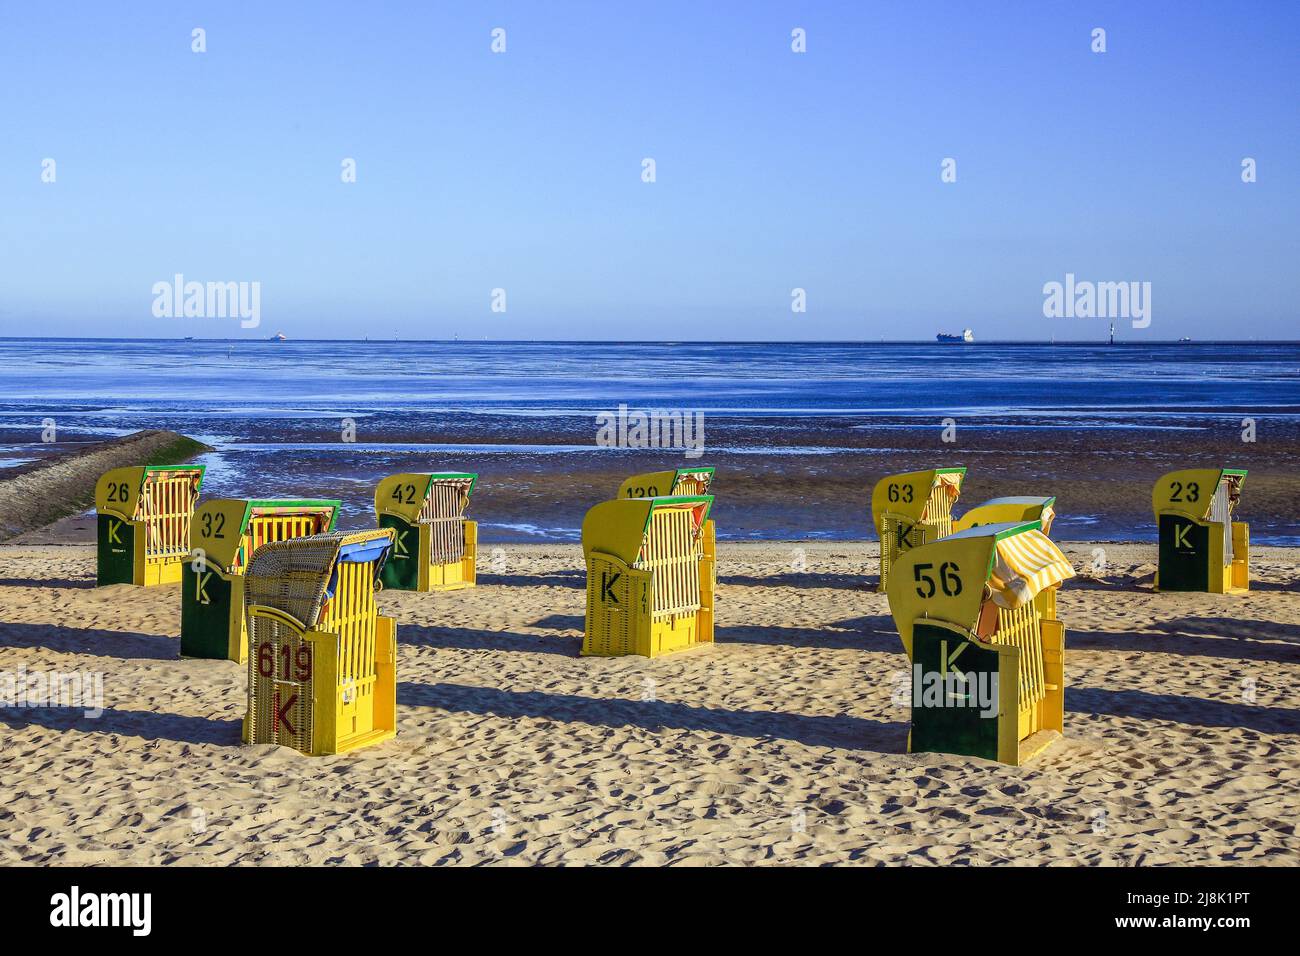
[618,467,714,499]
[189,498,340,570]
[871,467,965,532]
[244,528,394,631]
[582,496,713,566]
[1153,468,1245,522]
[955,495,1057,536]
[887,521,1072,658]
[375,472,477,522]
[95,464,205,521]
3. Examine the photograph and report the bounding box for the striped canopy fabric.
[990,529,1074,609]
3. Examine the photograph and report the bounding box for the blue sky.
[1,1,1296,341]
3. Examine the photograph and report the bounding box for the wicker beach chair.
[870,467,966,592]
[180,498,340,662]
[581,496,715,658]
[1153,468,1249,593]
[374,473,477,591]
[887,520,1075,765]
[242,528,397,756]
[95,465,205,586]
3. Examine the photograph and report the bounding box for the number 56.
[914,561,962,598]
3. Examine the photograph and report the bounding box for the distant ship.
[1178,337,1192,343]
[937,329,974,343]
[270,331,287,342]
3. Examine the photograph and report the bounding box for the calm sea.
[2,339,1298,543]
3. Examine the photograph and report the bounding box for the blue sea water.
[2,338,1298,543]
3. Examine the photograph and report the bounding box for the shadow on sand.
[0,705,242,746]
[0,621,176,661]
[399,681,907,753]
[1068,686,1300,735]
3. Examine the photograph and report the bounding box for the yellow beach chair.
[374,473,477,591]
[887,521,1075,765]
[180,498,340,662]
[870,467,965,591]
[954,496,1057,536]
[582,496,714,658]
[1153,468,1249,593]
[242,529,397,756]
[95,465,205,586]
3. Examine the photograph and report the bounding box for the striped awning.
[990,529,1074,608]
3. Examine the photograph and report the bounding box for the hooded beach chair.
[954,496,1057,536]
[582,496,714,658]
[618,466,717,580]
[242,529,397,756]
[870,467,965,592]
[1153,468,1249,593]
[887,521,1075,765]
[95,465,205,586]
[180,498,340,662]
[374,473,477,591]
[617,467,714,500]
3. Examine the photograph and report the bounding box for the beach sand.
[1,539,1297,866]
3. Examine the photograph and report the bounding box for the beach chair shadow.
[1150,615,1300,645]
[717,572,871,591]
[0,705,243,746]
[399,622,579,656]
[1067,619,1300,665]
[529,613,584,632]
[479,570,585,589]
[0,622,176,661]
[1067,686,1300,735]
[399,681,908,753]
[1248,579,1300,593]
[715,613,900,652]
[1064,568,1157,593]
[0,577,96,590]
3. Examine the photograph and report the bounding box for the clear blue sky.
[1,1,1296,341]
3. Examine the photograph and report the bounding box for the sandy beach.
[2,537,1296,866]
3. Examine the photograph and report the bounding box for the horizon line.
[3,336,1299,346]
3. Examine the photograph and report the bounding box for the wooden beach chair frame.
[582,496,715,658]
[1153,468,1249,593]
[95,465,205,586]
[242,529,397,756]
[374,473,478,592]
[887,521,1075,765]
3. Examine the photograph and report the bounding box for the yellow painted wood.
[886,523,1069,766]
[243,530,396,756]
[582,497,714,658]
[871,468,965,592]
[97,466,204,586]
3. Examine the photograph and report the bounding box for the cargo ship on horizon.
[937,329,975,343]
